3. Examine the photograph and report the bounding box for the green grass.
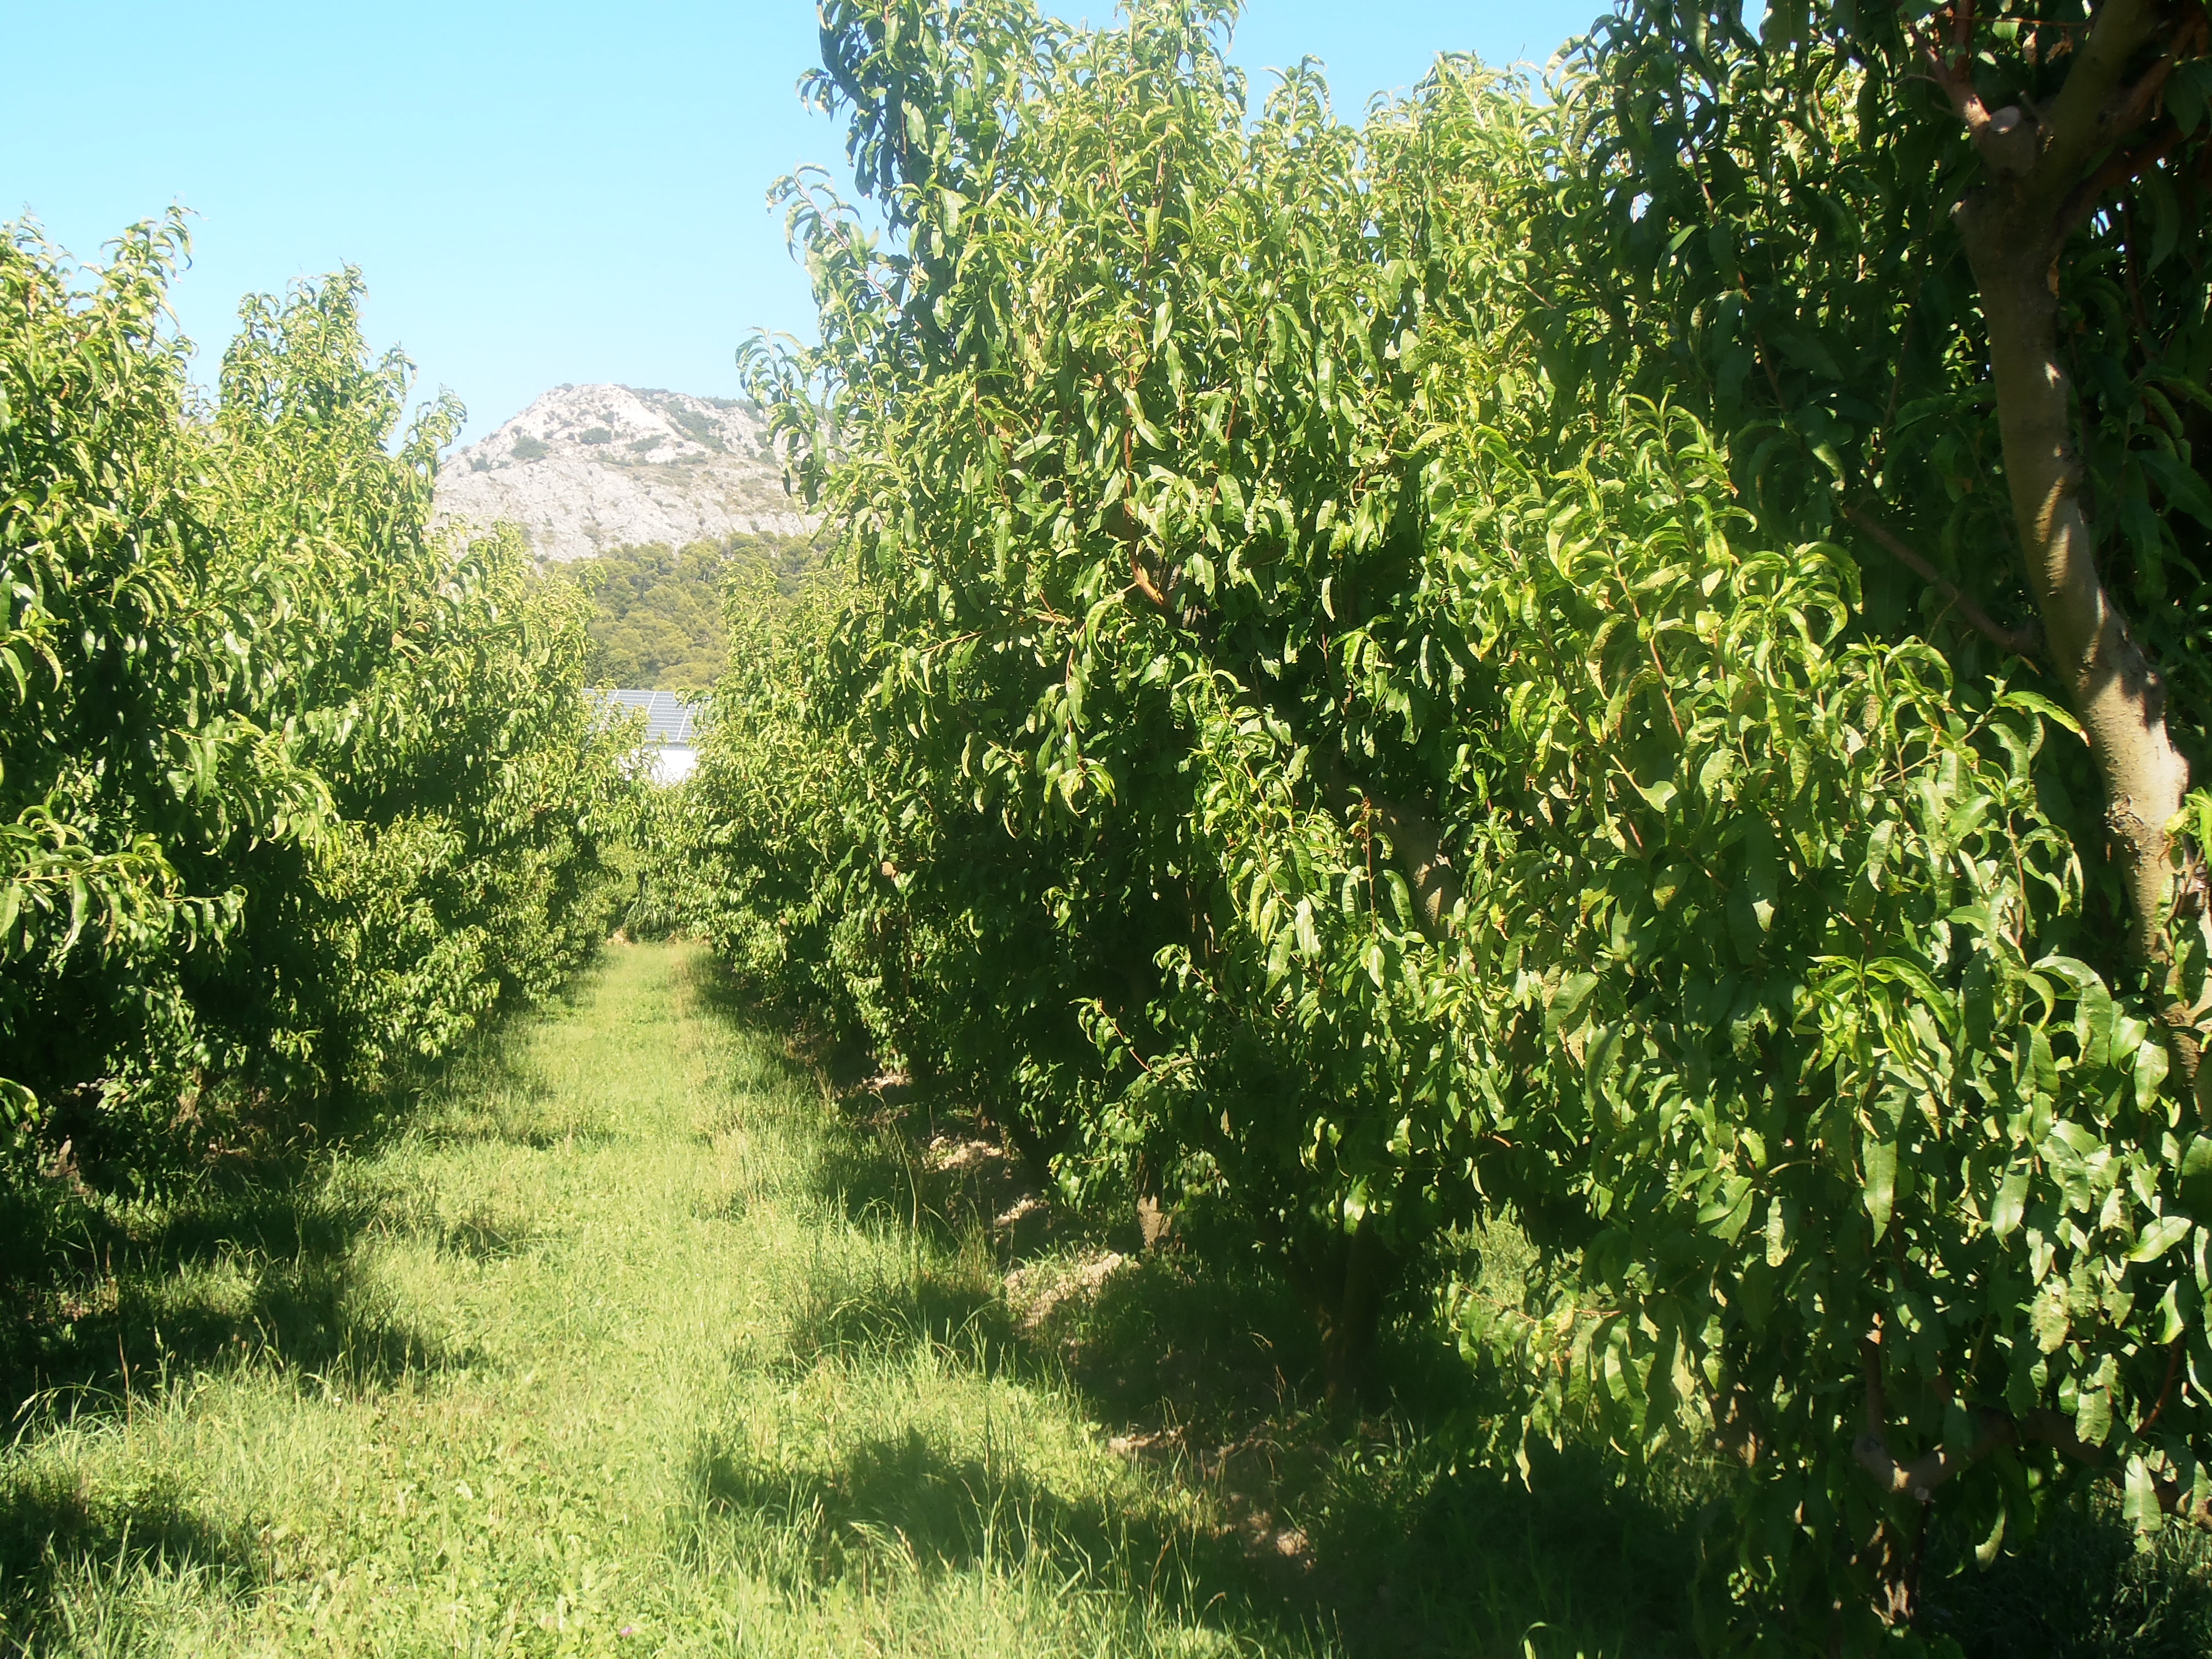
[0,943,1697,1656]
[3,941,2196,1656]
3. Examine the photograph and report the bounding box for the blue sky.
[2,2,1603,444]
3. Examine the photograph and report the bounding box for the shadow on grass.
[677,956,1703,1656]
[0,961,603,1644]
[775,1256,1014,1380]
[1049,1247,1705,1656]
[679,963,965,1224]
[0,1469,267,1654]
[1923,1494,2212,1658]
[0,948,647,1651]
[0,1176,493,1443]
[680,1409,1698,1657]
[684,1424,1324,1644]
[0,951,611,1623]
[437,1208,534,1261]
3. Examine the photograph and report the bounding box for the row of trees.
[670,0,2212,1646]
[1,217,640,1208]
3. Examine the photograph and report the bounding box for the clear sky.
[2,2,1605,444]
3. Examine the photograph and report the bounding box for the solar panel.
[589,689,703,747]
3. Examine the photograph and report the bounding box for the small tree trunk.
[988,1103,1061,1192]
[1290,1218,1399,1409]
[1865,1505,1930,1631]
[1925,0,2212,1101]
[1959,194,2192,975]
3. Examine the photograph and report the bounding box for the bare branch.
[2139,1335,2187,1436]
[1856,1400,2114,1500]
[1883,1388,2212,1534]
[1856,1414,2019,1500]
[1951,0,1978,68]
[1700,1376,1763,1468]
[1318,753,1462,941]
[1368,790,1462,937]
[1855,1334,2125,1503]
[1842,504,2042,656]
[1126,550,1167,610]
[2016,1406,2108,1467]
[1109,502,1169,609]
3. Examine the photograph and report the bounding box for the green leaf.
[2030,1281,2071,1353]
[0,1079,36,1127]
[1547,971,1599,1037]
[1700,1177,1755,1243]
[1726,829,1777,964]
[2170,58,2212,134]
[2140,446,2212,528]
[1975,1499,2008,1569]
[1863,1136,1898,1243]
[2136,1037,2172,1112]
[1996,689,2085,737]
[2180,1133,2212,1217]
[2125,1455,2162,1532]
[1991,1161,2030,1240]
[2077,1368,2116,1446]
[2156,1278,2186,1344]
[1765,1195,1793,1266]
[1865,955,1947,1011]
[2128,1214,2193,1263]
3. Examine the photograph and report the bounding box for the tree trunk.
[1958,191,2192,975]
[1289,1217,1399,1410]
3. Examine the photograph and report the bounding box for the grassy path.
[0,942,1703,1658]
[0,944,1289,1655]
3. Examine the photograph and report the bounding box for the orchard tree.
[1519,0,2212,1631]
[1552,0,2212,1054]
[2,219,639,1192]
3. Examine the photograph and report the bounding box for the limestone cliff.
[433,384,813,561]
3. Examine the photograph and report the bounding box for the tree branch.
[1951,0,1979,69]
[1842,504,2042,656]
[2158,1477,2212,1529]
[1912,16,2000,148]
[1126,549,1167,610]
[2017,1406,2108,1467]
[2139,1334,2186,1436]
[1319,753,1462,942]
[1856,1407,2018,1501]
[2058,122,2187,232]
[1699,1375,1764,1468]
[2039,0,2171,191]
[1856,1401,2107,1501]
[1110,503,1169,609]
[2108,49,2178,134]
[1368,789,1462,938]
[1855,1336,2121,1504]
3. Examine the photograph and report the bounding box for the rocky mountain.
[432,384,814,562]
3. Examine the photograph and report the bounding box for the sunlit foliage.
[1,217,640,1192]
[664,0,2212,1643]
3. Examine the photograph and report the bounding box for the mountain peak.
[433,384,814,561]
